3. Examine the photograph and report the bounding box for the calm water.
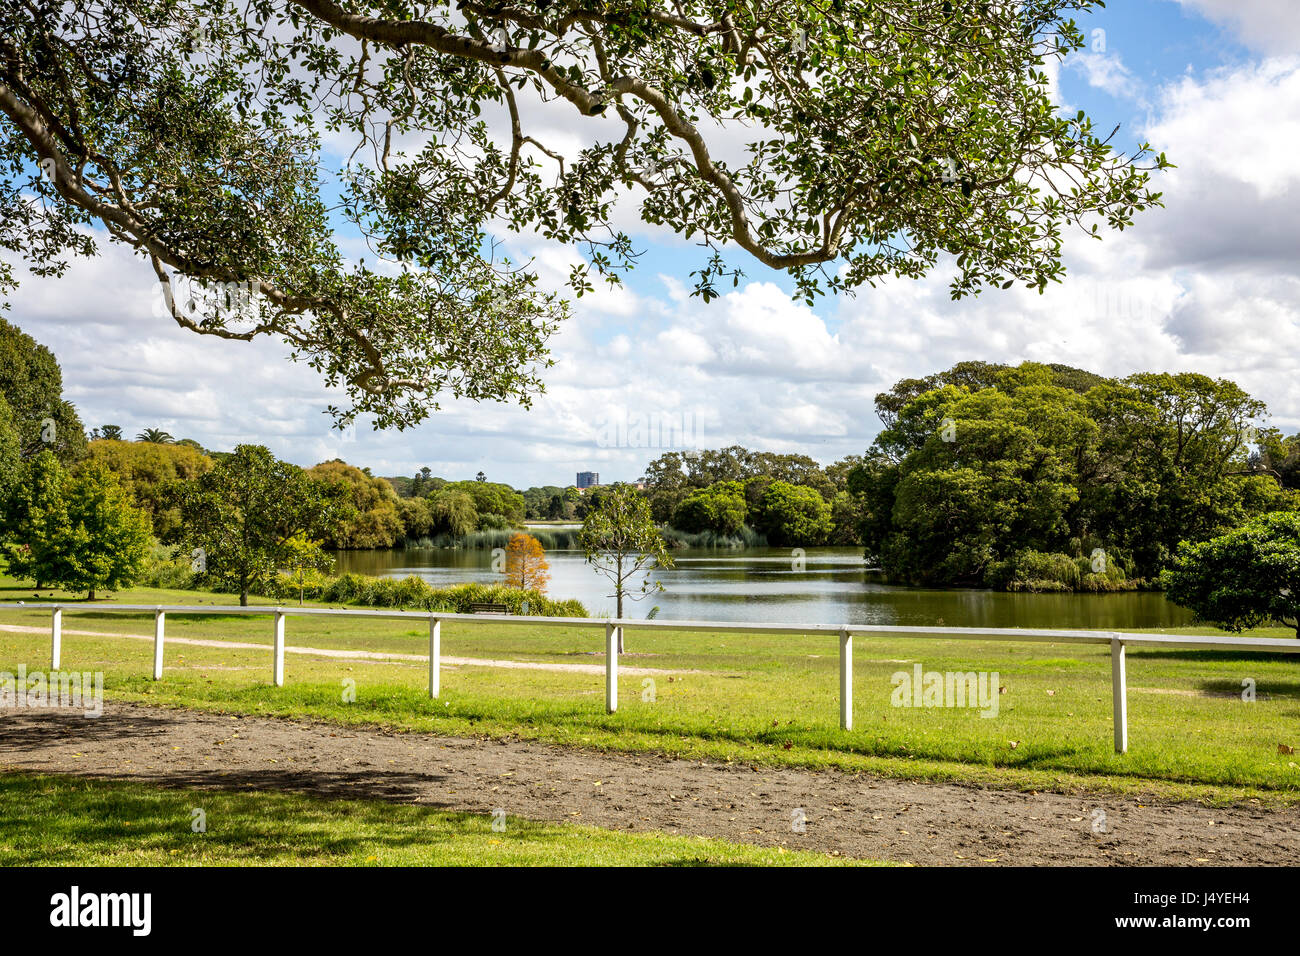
[332,545,1194,629]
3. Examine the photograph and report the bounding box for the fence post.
[273,610,285,687]
[50,607,62,670]
[839,628,853,731]
[428,615,441,699]
[1111,636,1128,754]
[605,623,619,714]
[152,609,166,680]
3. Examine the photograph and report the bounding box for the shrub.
[139,542,196,590]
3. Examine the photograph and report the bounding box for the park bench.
[468,602,509,615]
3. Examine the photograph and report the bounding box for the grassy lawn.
[3,577,1299,806]
[0,772,864,866]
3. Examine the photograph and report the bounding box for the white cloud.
[1171,0,1300,55]
[1067,51,1143,103]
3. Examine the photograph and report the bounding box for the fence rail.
[8,601,1300,754]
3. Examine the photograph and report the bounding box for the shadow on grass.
[1195,679,1300,699]
[1131,648,1300,664]
[1,772,770,866]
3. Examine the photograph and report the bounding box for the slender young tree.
[579,485,673,650]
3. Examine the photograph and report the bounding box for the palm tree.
[136,428,175,444]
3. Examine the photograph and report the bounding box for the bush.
[1162,511,1300,634]
[139,542,197,590]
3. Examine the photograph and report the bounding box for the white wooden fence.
[10,602,1300,753]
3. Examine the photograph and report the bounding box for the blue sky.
[8,0,1300,488]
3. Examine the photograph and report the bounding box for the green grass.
[3,576,1300,806]
[0,772,865,866]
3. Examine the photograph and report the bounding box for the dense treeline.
[848,361,1298,589]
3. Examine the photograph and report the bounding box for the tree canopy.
[673,480,747,536]
[0,317,86,464]
[427,487,478,537]
[4,452,151,598]
[1,1,1166,427]
[0,395,20,514]
[307,459,404,548]
[441,479,526,524]
[641,444,848,522]
[852,361,1297,587]
[82,438,214,540]
[754,480,833,547]
[169,444,348,604]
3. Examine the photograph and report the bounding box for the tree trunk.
[240,586,249,607]
[616,591,625,652]
[87,589,95,601]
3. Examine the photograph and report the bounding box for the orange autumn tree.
[504,532,550,594]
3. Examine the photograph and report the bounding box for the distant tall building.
[576,471,599,489]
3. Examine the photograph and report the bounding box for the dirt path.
[0,623,699,676]
[3,704,1297,865]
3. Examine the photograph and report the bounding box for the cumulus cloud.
[1171,0,1300,55]
[1067,50,1144,103]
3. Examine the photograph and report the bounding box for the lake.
[332,545,1195,630]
